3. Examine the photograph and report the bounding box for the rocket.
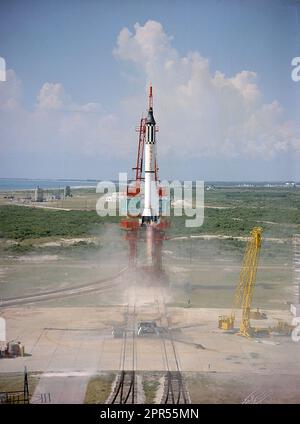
[142,86,159,225]
[121,85,168,274]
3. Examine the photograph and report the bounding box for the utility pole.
[23,366,29,404]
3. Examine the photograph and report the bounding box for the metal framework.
[128,118,146,197]
[218,227,263,337]
[128,86,160,198]
[0,366,30,404]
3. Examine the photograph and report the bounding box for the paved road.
[33,372,90,404]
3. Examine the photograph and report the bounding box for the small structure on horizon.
[34,186,43,202]
[285,181,296,188]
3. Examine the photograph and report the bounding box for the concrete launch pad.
[1,306,299,385]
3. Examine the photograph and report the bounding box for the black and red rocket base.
[120,217,170,279]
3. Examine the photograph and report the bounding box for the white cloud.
[0,71,127,159]
[0,69,22,110]
[0,20,299,179]
[114,20,300,158]
[113,21,176,69]
[37,82,69,110]
[36,82,103,113]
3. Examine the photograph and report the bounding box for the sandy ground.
[186,372,300,404]
[1,304,300,403]
[169,234,290,243]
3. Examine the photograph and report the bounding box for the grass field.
[0,372,41,402]
[142,374,161,403]
[0,205,119,240]
[84,373,115,404]
[0,186,299,242]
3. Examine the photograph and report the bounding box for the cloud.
[114,20,300,158]
[0,69,22,111]
[113,21,176,69]
[37,82,70,110]
[0,20,299,179]
[0,71,128,160]
[36,82,103,113]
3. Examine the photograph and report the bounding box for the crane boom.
[238,227,262,337]
[218,227,263,337]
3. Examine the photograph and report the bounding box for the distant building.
[285,181,296,188]
[64,185,71,197]
[34,186,43,202]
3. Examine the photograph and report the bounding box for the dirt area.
[186,372,300,404]
[0,220,297,403]
[82,370,300,404]
[0,305,299,373]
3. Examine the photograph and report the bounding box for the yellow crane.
[218,227,263,338]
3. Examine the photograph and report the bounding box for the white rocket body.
[142,92,159,223]
[141,86,160,267]
[143,125,156,218]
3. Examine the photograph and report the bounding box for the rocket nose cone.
[146,107,156,125]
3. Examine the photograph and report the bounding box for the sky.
[0,0,300,181]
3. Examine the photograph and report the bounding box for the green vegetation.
[169,187,300,237]
[0,205,119,240]
[5,242,33,253]
[204,186,300,209]
[170,205,298,238]
[143,377,160,403]
[0,187,299,242]
[84,374,115,404]
[0,372,40,401]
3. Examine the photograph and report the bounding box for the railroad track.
[110,303,137,404]
[0,268,126,307]
[108,289,189,404]
[163,371,188,404]
[156,299,190,404]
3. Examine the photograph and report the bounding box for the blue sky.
[0,0,299,180]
